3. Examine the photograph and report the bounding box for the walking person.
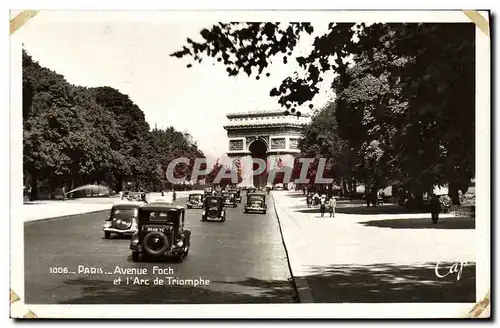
[319,194,326,217]
[328,196,337,217]
[306,193,312,208]
[430,194,441,224]
[313,192,320,206]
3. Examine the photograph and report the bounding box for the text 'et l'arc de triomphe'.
[224,110,310,188]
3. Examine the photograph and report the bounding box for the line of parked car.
[101,187,268,263]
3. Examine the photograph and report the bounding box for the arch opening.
[249,139,268,188]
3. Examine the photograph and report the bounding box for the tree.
[92,86,152,191]
[298,102,356,196]
[23,50,206,198]
[173,22,475,205]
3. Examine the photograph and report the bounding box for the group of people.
[306,192,337,217]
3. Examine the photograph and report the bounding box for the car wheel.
[132,251,140,262]
[104,232,111,239]
[175,252,185,262]
[142,231,169,256]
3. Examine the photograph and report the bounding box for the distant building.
[224,110,310,188]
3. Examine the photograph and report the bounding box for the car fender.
[184,230,192,246]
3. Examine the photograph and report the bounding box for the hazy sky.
[16,11,335,163]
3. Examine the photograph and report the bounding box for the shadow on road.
[55,276,297,304]
[359,216,475,230]
[300,262,475,303]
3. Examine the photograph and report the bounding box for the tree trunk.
[415,192,424,209]
[327,183,333,199]
[30,170,38,201]
[449,182,461,205]
[349,179,355,201]
[342,179,349,198]
[115,175,123,192]
[370,187,378,207]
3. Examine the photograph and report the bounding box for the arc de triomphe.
[224,110,310,188]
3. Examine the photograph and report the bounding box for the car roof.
[189,192,203,195]
[248,192,266,197]
[139,203,184,212]
[112,202,143,209]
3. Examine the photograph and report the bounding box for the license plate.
[145,227,165,232]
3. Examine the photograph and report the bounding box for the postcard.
[10,9,491,319]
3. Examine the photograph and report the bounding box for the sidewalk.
[272,191,476,303]
[22,191,193,222]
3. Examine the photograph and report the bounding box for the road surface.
[24,194,297,304]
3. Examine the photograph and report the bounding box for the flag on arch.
[233,158,242,176]
[277,157,284,168]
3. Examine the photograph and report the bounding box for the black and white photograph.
[9,9,491,319]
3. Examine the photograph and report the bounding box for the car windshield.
[140,211,178,223]
[248,195,264,202]
[190,195,202,200]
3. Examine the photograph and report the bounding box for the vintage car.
[187,193,204,209]
[222,191,238,208]
[102,202,142,239]
[130,203,191,262]
[228,189,242,203]
[244,193,267,214]
[123,191,146,202]
[201,196,226,222]
[273,183,284,191]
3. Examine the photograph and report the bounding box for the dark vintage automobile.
[244,193,267,214]
[201,196,226,222]
[187,193,204,209]
[222,191,238,208]
[102,202,141,239]
[130,203,191,262]
[228,189,242,203]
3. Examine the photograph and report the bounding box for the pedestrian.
[328,196,337,217]
[313,192,319,206]
[319,194,326,217]
[430,194,441,224]
[306,193,312,208]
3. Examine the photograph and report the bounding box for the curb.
[23,209,111,225]
[271,193,315,303]
[23,195,190,224]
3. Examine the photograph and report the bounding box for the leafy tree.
[173,22,475,205]
[23,50,206,198]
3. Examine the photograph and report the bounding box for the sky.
[16,11,335,165]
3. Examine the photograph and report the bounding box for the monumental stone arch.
[224,110,310,188]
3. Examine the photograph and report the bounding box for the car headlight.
[103,221,112,228]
